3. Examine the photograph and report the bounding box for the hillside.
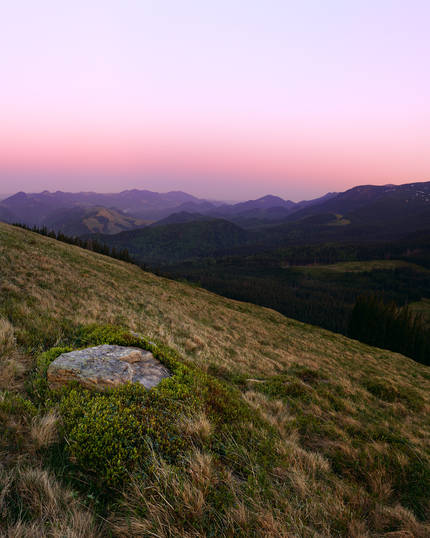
[42,205,148,235]
[93,218,250,263]
[150,210,209,227]
[277,181,430,240]
[1,221,430,536]
[165,244,430,337]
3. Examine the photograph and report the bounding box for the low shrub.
[34,325,278,490]
[60,386,146,486]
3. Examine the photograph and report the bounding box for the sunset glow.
[1,1,429,199]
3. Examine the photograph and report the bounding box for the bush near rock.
[33,325,276,489]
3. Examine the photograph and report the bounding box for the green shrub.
[0,391,37,417]
[34,324,279,491]
[60,387,145,486]
[75,325,142,348]
[58,379,197,487]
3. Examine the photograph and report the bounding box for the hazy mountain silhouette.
[42,206,148,236]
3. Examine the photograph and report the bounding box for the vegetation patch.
[29,325,279,507]
[2,224,430,536]
[362,377,424,411]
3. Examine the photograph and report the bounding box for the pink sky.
[1,1,429,200]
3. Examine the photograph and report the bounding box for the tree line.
[348,294,430,365]
[164,258,430,365]
[13,223,133,264]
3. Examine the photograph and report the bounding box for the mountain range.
[0,188,337,232]
[0,189,201,226]
[1,181,429,247]
[82,181,430,265]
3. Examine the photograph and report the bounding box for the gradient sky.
[1,0,429,200]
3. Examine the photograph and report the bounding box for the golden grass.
[30,411,59,450]
[0,466,101,537]
[1,222,430,536]
[0,317,28,391]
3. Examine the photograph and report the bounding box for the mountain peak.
[257,194,285,202]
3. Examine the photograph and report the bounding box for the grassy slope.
[1,221,430,537]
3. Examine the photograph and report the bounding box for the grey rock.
[47,344,171,391]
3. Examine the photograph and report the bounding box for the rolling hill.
[92,218,250,263]
[150,210,210,227]
[42,205,148,235]
[281,181,430,233]
[1,221,430,536]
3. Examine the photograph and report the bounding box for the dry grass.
[0,466,101,537]
[0,317,29,391]
[180,412,213,443]
[1,222,430,536]
[30,411,59,449]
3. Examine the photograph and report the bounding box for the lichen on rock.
[47,344,171,391]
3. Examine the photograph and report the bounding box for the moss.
[0,392,37,453]
[292,413,346,448]
[288,365,325,385]
[206,363,249,388]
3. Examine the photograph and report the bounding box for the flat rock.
[47,345,171,391]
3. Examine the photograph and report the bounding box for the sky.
[0,0,429,201]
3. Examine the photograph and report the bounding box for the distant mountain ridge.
[0,188,337,231]
[43,206,148,236]
[0,189,203,225]
[88,180,430,266]
[167,192,339,227]
[1,182,429,241]
[284,182,430,221]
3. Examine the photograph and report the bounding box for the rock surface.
[47,345,171,391]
